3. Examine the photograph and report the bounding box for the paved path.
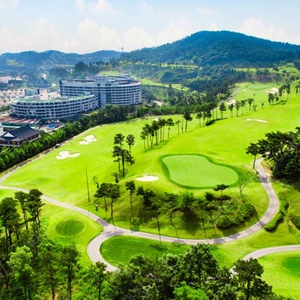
[241,244,300,261]
[0,156,298,272]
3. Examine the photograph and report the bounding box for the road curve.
[0,157,297,272]
[241,244,300,261]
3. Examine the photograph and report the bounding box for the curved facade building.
[10,94,97,120]
[60,74,142,107]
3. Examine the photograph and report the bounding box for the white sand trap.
[79,135,97,145]
[246,118,268,123]
[136,175,159,182]
[228,99,236,105]
[266,87,279,94]
[56,151,80,160]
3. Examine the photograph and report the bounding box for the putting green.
[161,154,239,188]
[55,219,85,236]
[259,252,300,298]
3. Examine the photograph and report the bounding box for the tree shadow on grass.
[150,243,167,252]
[182,211,201,236]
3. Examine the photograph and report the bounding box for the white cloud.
[0,18,63,53]
[75,0,116,14]
[196,7,214,18]
[240,18,287,42]
[139,2,153,14]
[63,19,121,53]
[157,18,193,45]
[0,0,18,9]
[75,0,86,12]
[124,27,154,51]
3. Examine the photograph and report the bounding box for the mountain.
[0,50,121,71]
[121,31,300,67]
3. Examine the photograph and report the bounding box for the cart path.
[1,156,296,272]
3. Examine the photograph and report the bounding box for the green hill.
[121,30,300,67]
[0,50,121,71]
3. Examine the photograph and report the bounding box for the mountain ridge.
[1,30,300,71]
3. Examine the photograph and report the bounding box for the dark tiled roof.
[0,125,39,142]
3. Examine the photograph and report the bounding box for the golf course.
[1,80,300,297]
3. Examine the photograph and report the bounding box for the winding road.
[0,157,299,272]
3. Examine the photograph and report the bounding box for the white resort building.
[10,93,97,120]
[59,74,142,107]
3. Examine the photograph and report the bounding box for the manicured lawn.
[3,81,300,240]
[42,203,102,266]
[259,252,300,299]
[161,154,239,188]
[1,81,300,271]
[101,235,190,266]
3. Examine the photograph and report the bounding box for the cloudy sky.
[1,0,300,54]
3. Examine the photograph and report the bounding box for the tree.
[114,133,125,147]
[196,111,202,127]
[94,183,109,211]
[175,119,181,135]
[14,191,29,231]
[247,98,254,111]
[9,246,35,300]
[178,191,196,212]
[60,243,80,300]
[125,181,136,217]
[228,103,234,117]
[106,183,120,219]
[235,101,241,117]
[232,258,272,300]
[126,134,135,156]
[246,142,261,169]
[213,184,229,200]
[26,189,44,228]
[112,145,122,172]
[183,111,193,132]
[219,102,227,119]
[174,281,208,300]
[0,197,21,245]
[39,240,62,300]
[166,118,174,138]
[87,262,106,300]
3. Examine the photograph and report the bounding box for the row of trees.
[105,244,289,300]
[94,176,255,238]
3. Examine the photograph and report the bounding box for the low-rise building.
[0,124,40,147]
[10,93,97,120]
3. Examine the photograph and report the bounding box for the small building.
[0,124,40,147]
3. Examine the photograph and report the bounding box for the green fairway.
[101,235,190,266]
[259,252,300,298]
[161,154,239,188]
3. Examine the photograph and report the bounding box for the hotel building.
[59,74,142,107]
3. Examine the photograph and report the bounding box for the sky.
[1,0,300,54]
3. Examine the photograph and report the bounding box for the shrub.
[264,212,284,232]
[237,203,256,221]
[290,213,300,229]
[216,215,233,229]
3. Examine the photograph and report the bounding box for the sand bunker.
[56,151,80,160]
[228,99,236,105]
[136,175,159,182]
[246,118,268,123]
[79,135,97,145]
[266,87,279,94]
